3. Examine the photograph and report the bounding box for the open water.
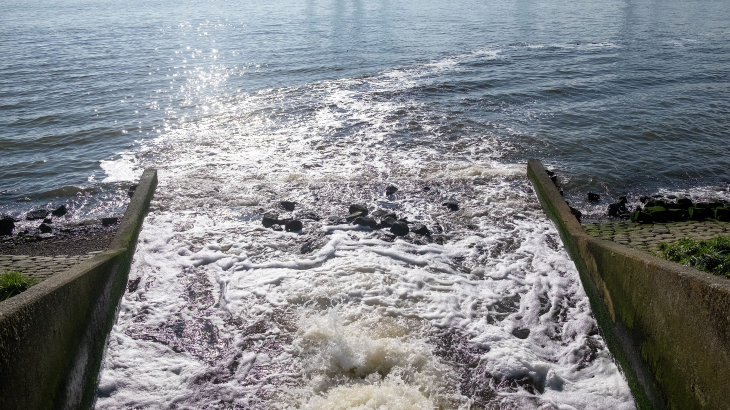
[2,0,730,408]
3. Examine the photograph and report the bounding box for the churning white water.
[94,55,636,410]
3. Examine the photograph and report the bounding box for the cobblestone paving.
[582,220,730,254]
[0,251,104,282]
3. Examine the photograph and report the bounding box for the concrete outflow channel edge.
[527,159,730,410]
[0,169,157,410]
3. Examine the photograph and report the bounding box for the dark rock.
[285,220,303,232]
[558,187,564,197]
[568,206,582,222]
[0,217,14,236]
[644,206,668,223]
[127,184,138,198]
[607,197,628,217]
[51,205,67,217]
[667,195,677,199]
[512,328,530,339]
[545,170,556,177]
[271,224,283,231]
[390,221,409,236]
[385,185,398,196]
[381,216,397,227]
[39,223,52,233]
[630,211,653,224]
[716,208,730,222]
[262,212,279,228]
[423,187,430,191]
[443,201,459,211]
[412,223,431,236]
[550,175,558,185]
[371,210,390,218]
[102,217,119,226]
[652,194,663,198]
[354,216,378,229]
[43,218,52,224]
[26,209,49,220]
[689,207,712,221]
[327,216,345,225]
[587,192,600,202]
[299,212,321,221]
[640,196,651,203]
[676,198,693,209]
[280,201,296,211]
[348,204,368,217]
[300,241,316,254]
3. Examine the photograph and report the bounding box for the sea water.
[2,0,730,408]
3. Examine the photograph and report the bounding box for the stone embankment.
[583,220,730,254]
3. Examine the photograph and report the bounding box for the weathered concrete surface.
[0,169,157,410]
[583,220,730,253]
[528,159,730,410]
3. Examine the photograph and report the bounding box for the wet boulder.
[26,209,49,220]
[348,204,368,217]
[51,205,67,217]
[380,216,397,227]
[443,201,459,211]
[127,184,138,198]
[0,216,14,236]
[39,223,52,234]
[630,210,653,224]
[262,212,279,228]
[102,217,119,226]
[385,185,398,196]
[688,207,712,221]
[643,206,669,223]
[280,201,296,211]
[412,223,431,236]
[587,192,600,202]
[676,198,693,209]
[607,197,628,218]
[353,216,378,229]
[285,220,303,232]
[390,221,409,236]
[716,208,730,222]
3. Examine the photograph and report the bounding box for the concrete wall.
[527,159,730,410]
[0,169,157,410]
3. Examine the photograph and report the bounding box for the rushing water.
[2,0,730,408]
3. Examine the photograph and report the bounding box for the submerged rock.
[285,220,303,232]
[380,216,397,227]
[385,185,398,196]
[390,221,409,236]
[52,205,67,217]
[587,192,600,202]
[443,201,459,211]
[127,184,138,198]
[271,224,283,231]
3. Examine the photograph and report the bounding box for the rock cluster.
[0,204,122,238]
[630,197,729,224]
[546,170,580,221]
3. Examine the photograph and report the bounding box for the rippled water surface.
[2,0,730,408]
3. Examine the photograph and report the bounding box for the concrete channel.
[528,159,730,410]
[0,169,157,410]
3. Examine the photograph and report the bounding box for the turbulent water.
[3,0,730,408]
